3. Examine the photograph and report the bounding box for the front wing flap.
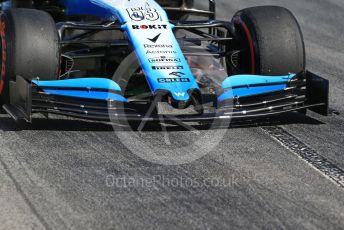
[2,71,329,123]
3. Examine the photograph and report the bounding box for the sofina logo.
[148,57,181,63]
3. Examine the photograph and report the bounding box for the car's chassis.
[1,0,330,124]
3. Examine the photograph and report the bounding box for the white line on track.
[262,126,344,188]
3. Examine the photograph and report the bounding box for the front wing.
[2,71,329,124]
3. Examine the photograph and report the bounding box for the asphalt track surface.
[0,0,344,229]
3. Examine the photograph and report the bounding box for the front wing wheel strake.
[2,71,329,123]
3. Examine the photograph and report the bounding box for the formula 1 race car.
[0,0,329,124]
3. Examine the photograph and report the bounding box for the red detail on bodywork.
[234,17,256,74]
[0,21,6,95]
[0,78,3,94]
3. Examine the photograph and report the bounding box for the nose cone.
[171,91,190,101]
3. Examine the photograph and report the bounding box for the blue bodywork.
[43,0,199,102]
[42,90,127,102]
[33,78,127,102]
[32,78,122,91]
[218,74,295,101]
[2,0,295,105]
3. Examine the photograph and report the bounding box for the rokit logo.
[152,66,184,70]
[149,57,181,63]
[132,25,168,30]
[157,72,190,83]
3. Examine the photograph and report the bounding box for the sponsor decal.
[144,33,174,54]
[147,33,161,43]
[152,66,184,70]
[157,78,190,83]
[157,72,190,83]
[174,92,186,97]
[132,24,168,30]
[169,72,185,77]
[144,44,173,49]
[146,50,177,54]
[148,56,181,63]
[126,4,160,21]
[127,8,144,21]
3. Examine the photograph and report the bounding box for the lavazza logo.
[149,56,181,63]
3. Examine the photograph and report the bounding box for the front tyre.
[232,6,305,76]
[0,8,60,104]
